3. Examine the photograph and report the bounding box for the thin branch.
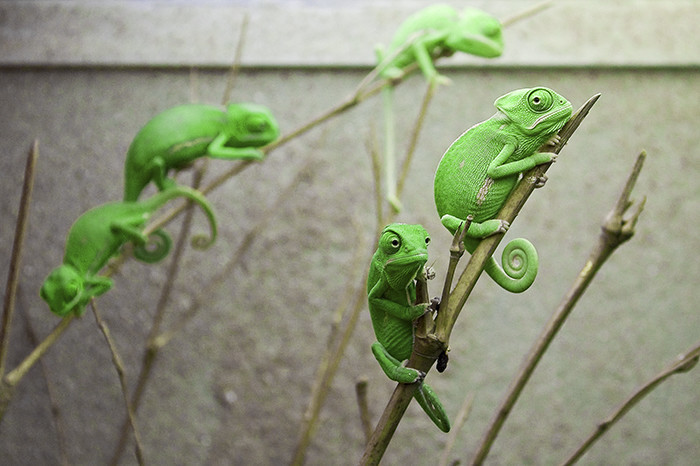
[0,140,39,376]
[439,392,475,466]
[356,378,374,444]
[91,302,145,466]
[561,340,700,465]
[221,13,250,105]
[501,0,555,28]
[470,150,646,465]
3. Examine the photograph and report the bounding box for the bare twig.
[91,302,145,466]
[0,140,39,376]
[439,392,475,466]
[501,0,555,28]
[356,378,374,443]
[221,13,250,105]
[470,149,645,465]
[561,340,700,465]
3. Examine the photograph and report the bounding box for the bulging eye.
[425,236,431,246]
[247,116,269,133]
[527,89,553,112]
[391,238,400,248]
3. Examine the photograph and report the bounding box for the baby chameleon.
[367,223,450,432]
[434,87,573,292]
[124,103,280,201]
[375,4,504,212]
[40,186,217,317]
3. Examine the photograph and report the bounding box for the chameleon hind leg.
[414,383,450,432]
[440,213,509,239]
[371,341,425,384]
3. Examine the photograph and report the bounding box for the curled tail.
[414,383,450,433]
[134,229,172,263]
[140,186,218,253]
[483,237,538,293]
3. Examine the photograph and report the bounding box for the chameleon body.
[367,223,450,432]
[40,186,217,317]
[376,4,504,211]
[434,87,572,292]
[124,103,279,201]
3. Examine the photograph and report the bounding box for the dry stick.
[360,94,601,465]
[470,150,646,465]
[91,301,145,466]
[290,219,369,465]
[221,13,250,105]
[561,340,700,465]
[110,165,206,466]
[0,140,39,377]
[356,378,374,444]
[17,285,70,466]
[439,392,475,466]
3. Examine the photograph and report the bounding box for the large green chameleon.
[367,223,450,432]
[124,103,279,201]
[40,186,217,317]
[375,4,504,211]
[434,87,572,292]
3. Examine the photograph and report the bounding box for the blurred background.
[0,1,698,464]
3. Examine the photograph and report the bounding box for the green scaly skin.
[40,186,217,317]
[367,223,450,432]
[124,102,279,201]
[434,87,573,292]
[375,4,504,212]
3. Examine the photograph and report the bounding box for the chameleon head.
[377,223,430,291]
[446,8,504,58]
[40,265,86,316]
[495,87,572,135]
[225,103,280,146]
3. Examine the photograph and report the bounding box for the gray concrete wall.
[0,1,699,465]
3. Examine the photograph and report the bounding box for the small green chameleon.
[375,4,504,212]
[124,103,280,201]
[434,87,573,293]
[367,223,450,432]
[40,186,217,317]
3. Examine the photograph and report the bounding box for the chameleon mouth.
[526,103,573,131]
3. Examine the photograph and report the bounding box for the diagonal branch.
[470,150,646,465]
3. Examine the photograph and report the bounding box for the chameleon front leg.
[207,133,266,160]
[147,157,178,192]
[371,341,425,384]
[410,34,451,85]
[487,142,555,180]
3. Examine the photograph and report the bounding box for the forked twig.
[470,150,646,465]
[561,341,700,465]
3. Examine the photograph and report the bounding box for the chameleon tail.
[140,186,218,251]
[133,229,172,263]
[414,382,450,432]
[483,237,538,293]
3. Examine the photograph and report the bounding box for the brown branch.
[561,340,700,465]
[470,150,646,465]
[356,378,374,443]
[0,140,39,376]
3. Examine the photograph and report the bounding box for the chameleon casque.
[434,87,572,292]
[40,186,217,317]
[375,4,504,211]
[124,102,279,201]
[367,223,450,432]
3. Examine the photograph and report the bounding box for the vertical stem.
[0,140,39,376]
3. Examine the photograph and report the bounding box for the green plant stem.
[91,302,145,466]
[561,340,700,465]
[470,150,646,465]
[0,140,39,377]
[360,94,600,464]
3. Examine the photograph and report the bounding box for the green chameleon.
[40,186,217,317]
[124,103,279,201]
[367,223,450,432]
[375,4,504,211]
[434,87,572,293]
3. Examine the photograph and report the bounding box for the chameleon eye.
[527,89,553,113]
[391,238,401,248]
[425,236,431,246]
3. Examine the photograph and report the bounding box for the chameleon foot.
[534,174,548,188]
